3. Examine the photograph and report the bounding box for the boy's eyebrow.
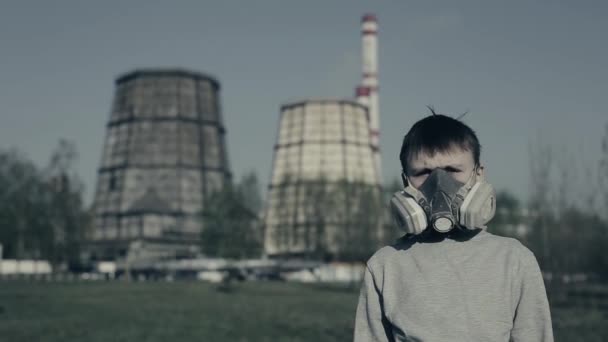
[410,163,465,174]
[444,163,465,169]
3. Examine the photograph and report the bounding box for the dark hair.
[399,113,481,173]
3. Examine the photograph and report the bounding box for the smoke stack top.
[362,13,378,23]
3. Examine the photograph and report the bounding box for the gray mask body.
[417,169,467,232]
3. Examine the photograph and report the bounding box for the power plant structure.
[90,69,231,259]
[263,14,384,259]
[263,100,381,258]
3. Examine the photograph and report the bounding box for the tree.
[342,181,384,261]
[300,177,331,259]
[200,173,262,259]
[269,173,295,256]
[526,136,608,279]
[599,123,608,221]
[381,177,406,244]
[487,190,524,238]
[0,149,47,260]
[237,171,263,215]
[298,178,384,262]
[526,139,555,271]
[44,139,89,267]
[0,140,89,267]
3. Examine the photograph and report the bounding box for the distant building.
[90,69,231,260]
[263,99,382,259]
[263,14,386,260]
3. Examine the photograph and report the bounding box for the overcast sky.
[1,0,607,205]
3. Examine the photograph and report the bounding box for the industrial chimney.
[358,13,381,182]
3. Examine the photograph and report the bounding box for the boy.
[354,114,553,341]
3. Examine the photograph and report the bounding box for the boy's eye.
[414,169,431,177]
[444,167,462,173]
[414,167,460,176]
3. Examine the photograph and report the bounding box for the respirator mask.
[390,168,496,235]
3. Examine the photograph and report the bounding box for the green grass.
[0,281,606,342]
[552,307,608,342]
[0,281,359,342]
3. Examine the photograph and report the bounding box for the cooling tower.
[90,69,231,258]
[263,99,381,259]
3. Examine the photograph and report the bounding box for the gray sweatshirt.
[354,230,553,342]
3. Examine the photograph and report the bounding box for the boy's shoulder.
[366,230,536,271]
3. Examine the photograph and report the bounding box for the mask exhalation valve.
[433,217,454,233]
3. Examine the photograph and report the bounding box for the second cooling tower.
[264,99,381,259]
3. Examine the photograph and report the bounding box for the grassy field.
[0,280,606,342]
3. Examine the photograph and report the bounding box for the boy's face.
[405,146,482,189]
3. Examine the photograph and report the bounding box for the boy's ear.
[476,165,485,178]
[401,172,408,188]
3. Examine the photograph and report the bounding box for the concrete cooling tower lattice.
[91,69,231,258]
[264,99,382,258]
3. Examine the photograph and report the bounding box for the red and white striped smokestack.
[360,13,381,182]
[355,85,371,107]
